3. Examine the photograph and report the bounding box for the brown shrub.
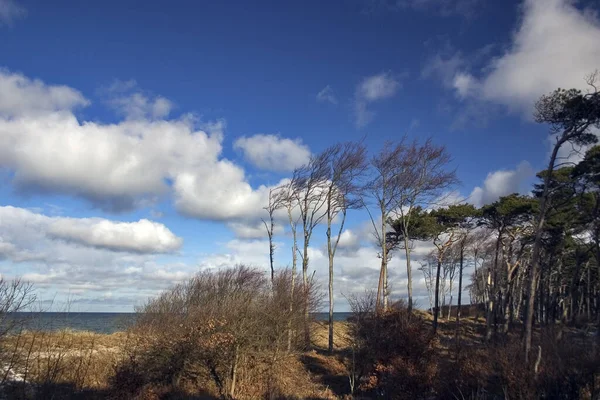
[347,298,438,400]
[442,327,600,400]
[112,265,322,399]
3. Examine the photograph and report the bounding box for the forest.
[0,80,599,400]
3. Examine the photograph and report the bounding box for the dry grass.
[1,329,130,393]
[310,321,352,351]
[0,323,350,399]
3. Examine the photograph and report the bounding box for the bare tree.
[418,258,436,314]
[364,141,406,311]
[275,181,302,351]
[391,139,458,311]
[263,188,284,284]
[323,141,367,352]
[292,154,329,346]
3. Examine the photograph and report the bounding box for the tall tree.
[275,181,302,351]
[573,145,600,330]
[364,141,406,310]
[440,204,479,342]
[262,188,283,284]
[323,141,367,353]
[292,154,329,347]
[479,194,537,340]
[429,208,463,334]
[390,139,458,311]
[525,79,600,361]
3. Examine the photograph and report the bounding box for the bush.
[347,297,438,400]
[443,327,600,400]
[113,265,321,399]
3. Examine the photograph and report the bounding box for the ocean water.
[4,312,352,334]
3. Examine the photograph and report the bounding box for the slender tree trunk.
[447,275,453,322]
[376,261,384,311]
[287,208,297,352]
[403,235,413,311]
[326,206,334,353]
[456,243,464,347]
[525,140,561,362]
[381,207,388,310]
[302,231,310,348]
[269,222,275,284]
[485,270,494,342]
[433,257,442,334]
[587,263,592,321]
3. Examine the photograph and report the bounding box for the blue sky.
[0,0,599,311]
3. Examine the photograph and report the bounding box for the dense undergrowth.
[0,269,599,399]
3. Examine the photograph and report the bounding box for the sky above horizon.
[0,0,599,312]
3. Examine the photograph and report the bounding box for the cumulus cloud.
[0,206,181,254]
[451,0,600,114]
[233,134,311,172]
[316,85,338,104]
[469,161,535,207]
[0,69,280,221]
[0,206,191,310]
[0,69,88,116]
[48,218,182,254]
[354,72,401,128]
[0,0,25,26]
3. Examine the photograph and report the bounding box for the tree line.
[262,74,600,361]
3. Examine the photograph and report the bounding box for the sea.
[4,312,353,334]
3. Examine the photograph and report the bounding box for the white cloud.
[0,0,25,26]
[337,229,360,250]
[233,134,311,172]
[0,69,88,117]
[357,72,399,102]
[316,85,338,104]
[0,69,279,221]
[0,206,181,254]
[0,206,192,310]
[453,72,477,98]
[469,161,535,207]
[354,72,400,128]
[48,218,182,254]
[453,0,600,114]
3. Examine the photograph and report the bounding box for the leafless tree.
[364,141,406,311]
[274,181,302,351]
[322,141,368,352]
[390,138,458,311]
[292,154,329,346]
[263,188,284,284]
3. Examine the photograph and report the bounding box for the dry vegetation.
[0,269,599,400]
[1,309,599,399]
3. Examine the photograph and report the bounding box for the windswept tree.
[479,194,537,340]
[364,141,406,310]
[525,77,600,361]
[428,207,465,333]
[389,139,458,311]
[437,204,479,340]
[292,154,329,346]
[323,141,367,353]
[263,188,284,283]
[274,181,302,350]
[573,145,600,329]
